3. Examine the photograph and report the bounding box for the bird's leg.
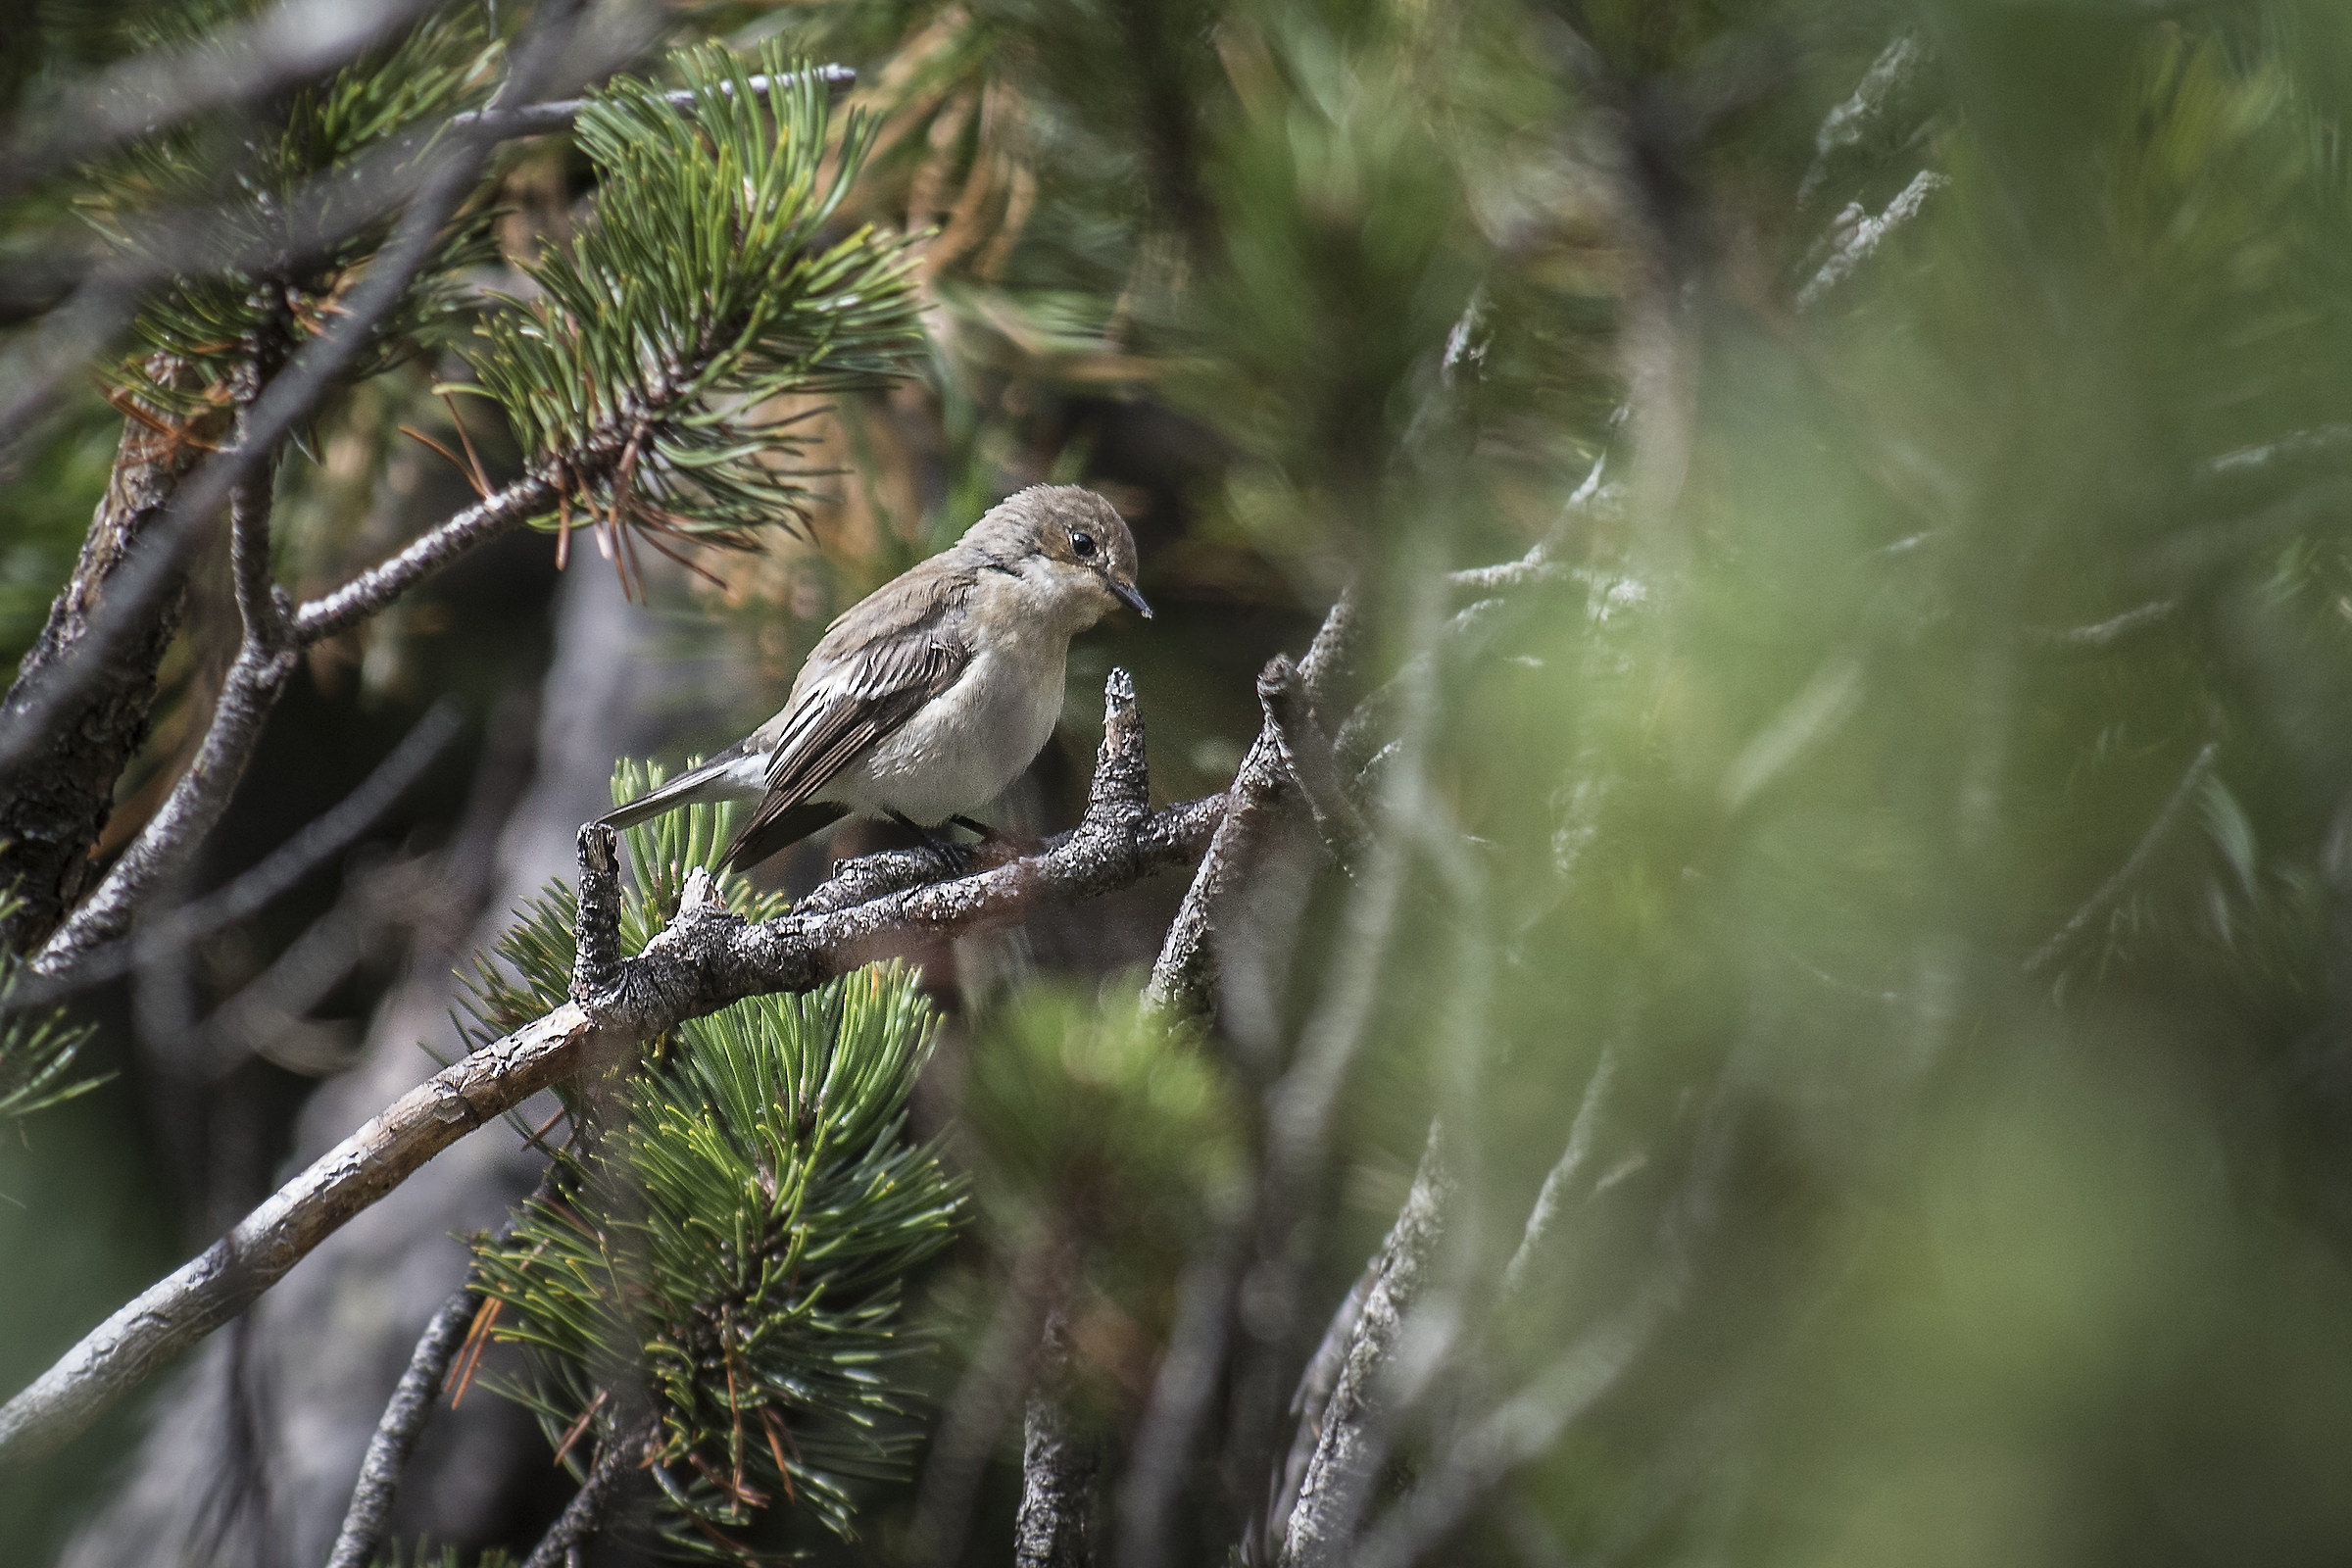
[952,814,1044,859]
[887,810,966,869]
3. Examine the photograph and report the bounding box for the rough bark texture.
[1145,592,1353,1020]
[0,371,213,954]
[32,463,297,974]
[321,1285,476,1568]
[1014,1311,1097,1568]
[1277,1128,1449,1568]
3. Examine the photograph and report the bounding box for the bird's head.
[969,484,1152,624]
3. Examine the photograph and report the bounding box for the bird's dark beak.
[1111,579,1153,618]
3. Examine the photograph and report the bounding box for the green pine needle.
[461,41,926,553]
[459,760,965,1555]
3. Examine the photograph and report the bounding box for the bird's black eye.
[1070,531,1098,560]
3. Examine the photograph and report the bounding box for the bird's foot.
[887,810,969,871]
[951,815,1044,861]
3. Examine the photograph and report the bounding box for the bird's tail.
[597,742,761,831]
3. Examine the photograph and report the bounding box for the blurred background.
[8,0,2352,1565]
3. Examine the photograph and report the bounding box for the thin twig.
[1276,1124,1449,1568]
[320,1285,476,1568]
[1797,33,1929,210]
[11,699,463,1001]
[1795,168,1949,312]
[518,1418,653,1568]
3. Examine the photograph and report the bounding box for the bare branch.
[1277,1124,1449,1568]
[2027,600,2178,654]
[1259,656,1367,870]
[909,1239,1071,1568]
[321,1284,476,1568]
[519,1417,655,1568]
[1346,1292,1668,1568]
[1266,1257,1377,1552]
[1500,1049,1616,1297]
[1014,1309,1097,1568]
[1795,168,1949,313]
[1146,590,1356,1018]
[292,469,561,645]
[10,699,463,1002]
[0,0,438,206]
[33,462,301,974]
[0,362,214,953]
[0,672,1220,1470]
[1798,33,1929,210]
[0,997,597,1468]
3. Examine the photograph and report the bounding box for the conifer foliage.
[460,769,966,1558]
[460,43,927,562]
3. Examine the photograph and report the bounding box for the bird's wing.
[720,581,974,866]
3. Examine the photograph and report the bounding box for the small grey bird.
[602,484,1151,870]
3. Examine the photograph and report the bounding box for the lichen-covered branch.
[0,670,1217,1471]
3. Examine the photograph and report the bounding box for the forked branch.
[0,671,1215,1470]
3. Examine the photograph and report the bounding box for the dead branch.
[1277,1124,1450,1568]
[10,699,462,1002]
[33,458,300,973]
[1013,1309,1097,1568]
[0,670,1218,1471]
[0,362,216,953]
[1795,168,1949,312]
[518,1415,656,1568]
[1258,656,1367,870]
[1146,591,1356,1019]
[321,1284,476,1568]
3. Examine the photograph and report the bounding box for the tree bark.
[0,368,214,955]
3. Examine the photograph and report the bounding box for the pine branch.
[0,0,596,808]
[0,0,440,206]
[1277,1125,1449,1568]
[0,672,1216,1471]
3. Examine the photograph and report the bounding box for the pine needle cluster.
[458,766,966,1557]
[458,41,927,564]
[0,890,104,1124]
[88,4,508,410]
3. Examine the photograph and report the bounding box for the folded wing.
[720,590,973,869]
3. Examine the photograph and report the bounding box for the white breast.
[816,564,1089,824]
